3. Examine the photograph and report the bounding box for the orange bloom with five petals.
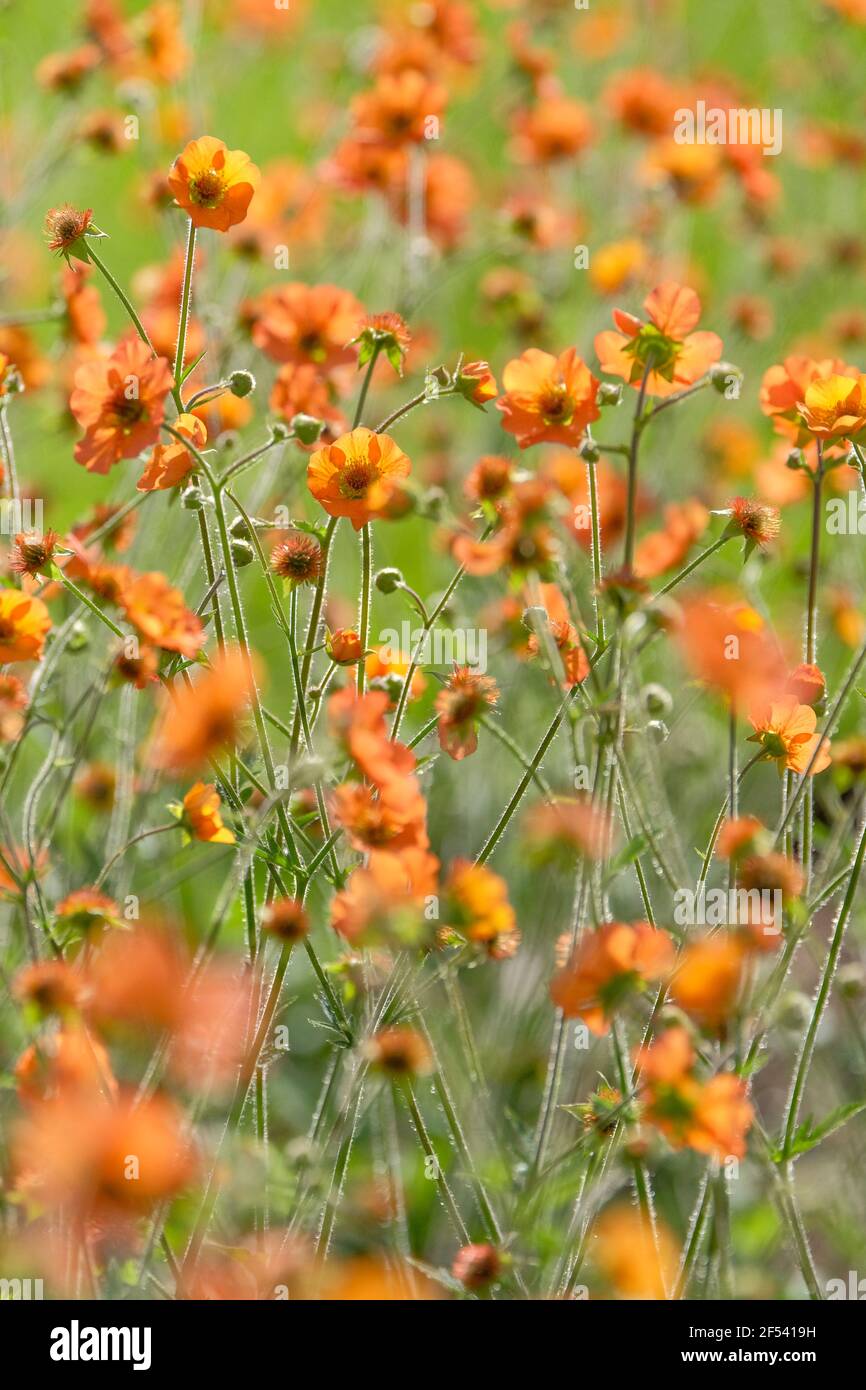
[748,696,832,775]
[70,337,173,474]
[595,282,722,399]
[137,412,207,491]
[497,347,599,448]
[168,135,260,232]
[308,427,411,528]
[550,921,675,1035]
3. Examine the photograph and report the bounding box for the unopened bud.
[229,369,256,398]
[375,567,403,594]
[290,413,324,446]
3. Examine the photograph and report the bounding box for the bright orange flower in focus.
[497,347,600,449]
[137,412,207,491]
[759,355,859,444]
[595,282,722,398]
[747,697,832,775]
[669,936,746,1032]
[0,590,51,663]
[797,373,866,441]
[151,647,254,772]
[168,135,260,231]
[308,427,411,528]
[70,337,173,474]
[550,921,675,1035]
[181,782,236,845]
[118,570,206,658]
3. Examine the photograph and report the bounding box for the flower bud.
[181,482,205,510]
[597,381,623,407]
[375,567,403,594]
[580,439,601,463]
[290,413,324,446]
[229,369,256,398]
[269,419,292,442]
[230,538,255,568]
[641,682,672,716]
[709,361,743,395]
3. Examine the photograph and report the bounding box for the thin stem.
[655,534,731,598]
[623,365,650,571]
[87,243,156,356]
[172,218,197,413]
[357,524,372,695]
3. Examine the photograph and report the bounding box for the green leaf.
[773,1100,866,1161]
[602,833,649,887]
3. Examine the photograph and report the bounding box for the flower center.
[540,385,573,425]
[190,169,226,208]
[340,460,377,498]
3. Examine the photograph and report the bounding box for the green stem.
[172,218,197,412]
[655,534,731,598]
[357,524,372,695]
[87,243,156,356]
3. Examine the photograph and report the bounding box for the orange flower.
[717,816,764,861]
[595,282,722,398]
[797,373,866,441]
[464,454,513,503]
[136,412,207,491]
[118,570,205,657]
[70,337,173,474]
[365,646,426,703]
[270,531,324,586]
[524,795,612,863]
[168,135,260,231]
[151,646,254,772]
[352,70,447,145]
[9,529,59,578]
[331,776,429,854]
[759,355,858,444]
[526,602,591,687]
[13,960,82,1014]
[0,590,51,663]
[677,594,786,711]
[748,696,832,775]
[669,937,746,1031]
[13,1089,197,1220]
[441,859,518,959]
[308,427,411,528]
[435,666,499,760]
[331,847,439,948]
[497,347,600,449]
[55,888,121,938]
[512,96,594,162]
[269,362,347,443]
[251,282,364,371]
[0,673,28,741]
[589,238,648,295]
[15,1026,116,1106]
[593,1204,678,1300]
[328,686,416,786]
[181,782,235,844]
[365,1027,433,1076]
[327,628,365,665]
[61,264,106,344]
[636,1026,753,1159]
[262,898,309,943]
[726,496,781,549]
[455,360,497,406]
[550,921,675,1035]
[786,663,825,707]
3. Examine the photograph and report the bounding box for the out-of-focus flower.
[551,921,675,1035]
[452,1244,501,1289]
[0,674,28,741]
[669,937,746,1031]
[593,1203,678,1300]
[118,570,205,658]
[365,1026,433,1076]
[262,897,310,943]
[441,859,518,959]
[151,646,254,771]
[512,96,594,162]
[524,796,612,863]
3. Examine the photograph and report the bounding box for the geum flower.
[550,921,675,1035]
[441,860,519,960]
[136,412,207,491]
[331,848,440,949]
[759,355,860,444]
[747,696,832,775]
[330,776,429,854]
[151,646,255,772]
[797,372,866,441]
[308,427,411,528]
[168,135,260,231]
[251,282,364,372]
[180,782,236,845]
[0,590,51,663]
[327,686,416,785]
[594,281,722,398]
[635,1026,753,1161]
[70,337,173,474]
[497,347,600,448]
[117,570,205,658]
[435,666,499,760]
